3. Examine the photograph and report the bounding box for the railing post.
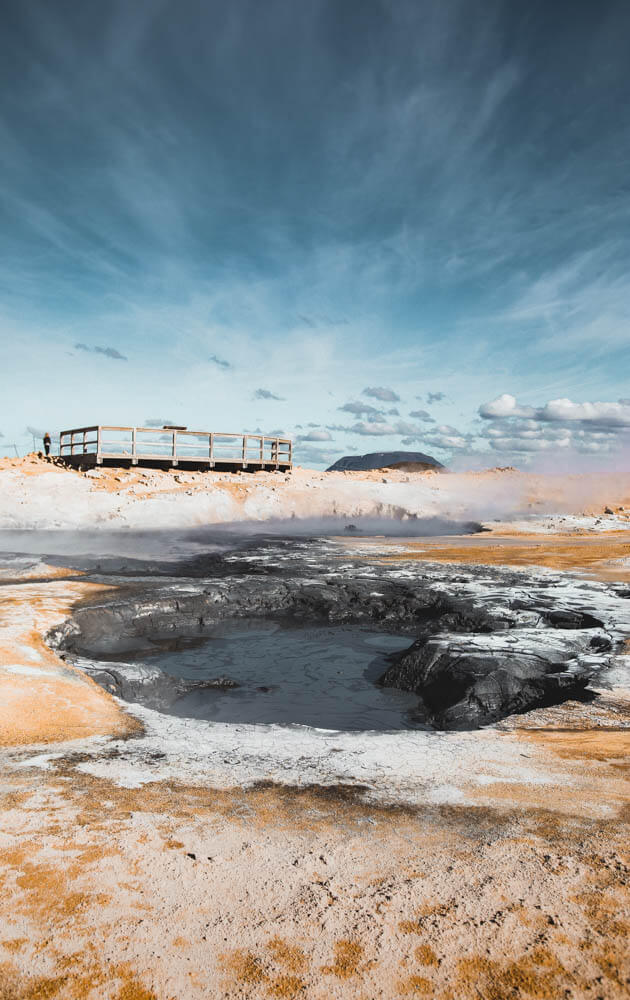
[83,429,86,454]
[132,427,137,465]
[242,434,247,467]
[96,426,102,465]
[209,433,214,467]
[172,430,178,467]
[260,436,264,463]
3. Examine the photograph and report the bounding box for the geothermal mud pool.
[128,623,420,731]
[47,531,629,736]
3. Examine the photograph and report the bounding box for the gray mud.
[42,533,630,731]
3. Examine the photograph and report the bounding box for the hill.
[327,450,444,472]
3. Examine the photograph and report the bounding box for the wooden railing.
[58,426,293,468]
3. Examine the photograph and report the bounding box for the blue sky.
[1,0,629,468]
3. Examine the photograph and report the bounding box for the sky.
[1,0,629,469]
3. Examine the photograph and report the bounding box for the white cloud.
[488,436,571,453]
[350,421,398,436]
[297,429,333,442]
[539,398,630,427]
[479,394,535,419]
[478,391,630,459]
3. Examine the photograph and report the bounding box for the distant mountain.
[326,450,444,472]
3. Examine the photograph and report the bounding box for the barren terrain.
[0,457,628,999]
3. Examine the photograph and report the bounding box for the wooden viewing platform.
[58,425,293,471]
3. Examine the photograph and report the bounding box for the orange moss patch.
[266,938,307,974]
[573,890,629,938]
[266,973,306,998]
[0,958,158,1000]
[115,980,158,1000]
[455,949,577,1000]
[220,949,267,987]
[414,945,439,968]
[396,974,433,995]
[220,945,307,998]
[321,939,364,980]
[0,941,27,955]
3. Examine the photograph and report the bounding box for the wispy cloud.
[209,354,231,370]
[297,429,333,442]
[339,401,385,419]
[254,389,285,401]
[75,343,127,361]
[363,387,400,403]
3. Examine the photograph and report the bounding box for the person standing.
[43,432,51,457]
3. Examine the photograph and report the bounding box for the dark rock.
[379,636,594,729]
[589,635,613,652]
[196,676,240,690]
[72,659,240,712]
[544,610,604,629]
[327,451,443,473]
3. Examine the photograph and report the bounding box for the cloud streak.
[363,387,400,403]
[254,389,285,402]
[75,343,127,361]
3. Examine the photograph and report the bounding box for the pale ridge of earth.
[1,454,630,532]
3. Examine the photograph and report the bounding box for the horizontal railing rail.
[58,425,292,467]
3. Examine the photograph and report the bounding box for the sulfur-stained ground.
[0,746,628,999]
[0,527,629,998]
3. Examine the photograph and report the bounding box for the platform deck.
[58,425,292,471]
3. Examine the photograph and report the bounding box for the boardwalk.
[59,425,292,471]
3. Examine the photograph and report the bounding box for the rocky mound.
[326,450,443,472]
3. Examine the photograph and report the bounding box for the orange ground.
[349,532,630,582]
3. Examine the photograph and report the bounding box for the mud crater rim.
[47,538,619,732]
